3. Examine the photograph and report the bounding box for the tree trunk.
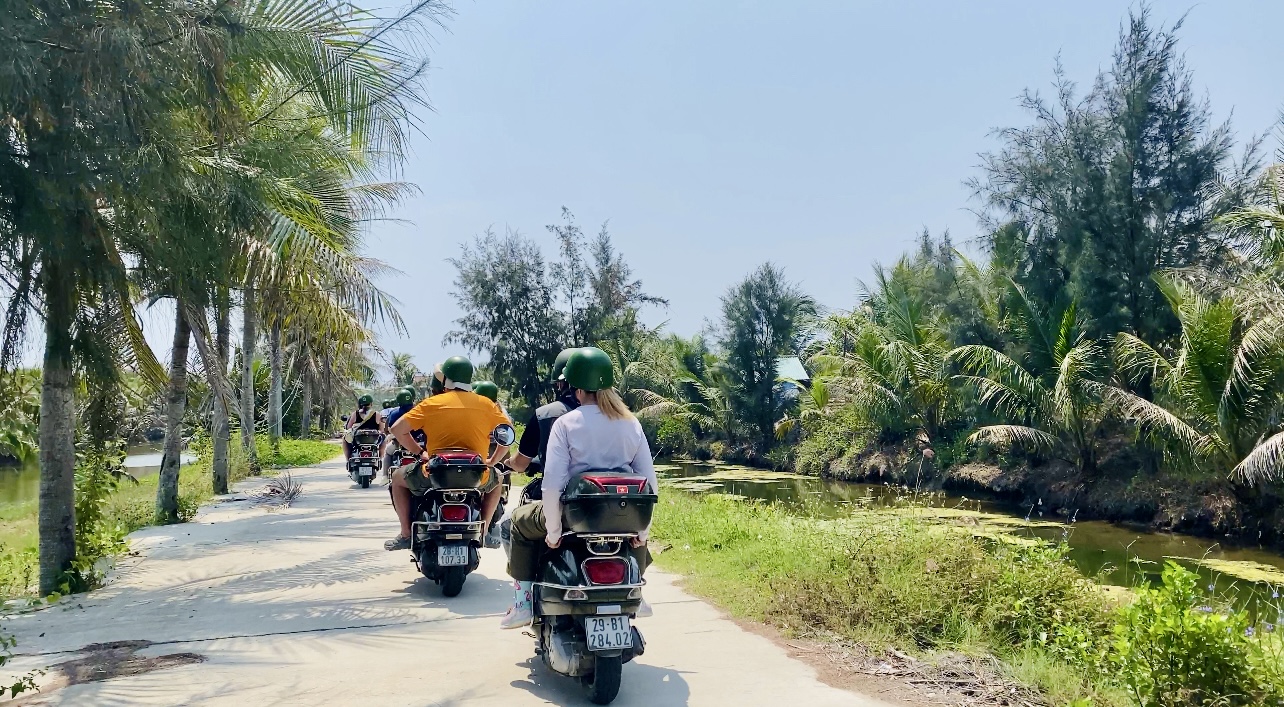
[268,318,283,454]
[37,274,77,596]
[319,351,333,431]
[300,370,313,437]
[212,294,231,495]
[156,304,192,525]
[240,286,260,475]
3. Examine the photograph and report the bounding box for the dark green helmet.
[441,356,474,385]
[395,390,414,406]
[473,380,499,402]
[381,398,394,409]
[358,394,374,407]
[563,347,615,392]
[552,347,578,382]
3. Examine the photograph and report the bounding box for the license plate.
[437,545,468,567]
[359,466,373,476]
[585,615,632,650]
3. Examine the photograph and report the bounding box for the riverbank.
[0,436,337,599]
[793,435,1284,552]
[649,489,1284,706]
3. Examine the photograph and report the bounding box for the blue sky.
[358,0,1282,376]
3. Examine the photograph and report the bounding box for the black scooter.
[346,428,382,488]
[529,470,657,705]
[397,425,515,597]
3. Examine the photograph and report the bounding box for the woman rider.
[343,394,382,460]
[500,347,657,629]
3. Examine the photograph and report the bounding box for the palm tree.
[1113,275,1284,484]
[390,352,419,387]
[815,261,955,447]
[948,284,1117,474]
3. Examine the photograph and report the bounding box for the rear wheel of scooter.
[583,654,622,705]
[360,476,371,489]
[441,566,466,597]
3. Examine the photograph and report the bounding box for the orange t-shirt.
[396,390,510,456]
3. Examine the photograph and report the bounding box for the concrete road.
[2,457,892,706]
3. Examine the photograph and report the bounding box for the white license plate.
[437,545,468,566]
[359,466,373,476]
[585,615,632,650]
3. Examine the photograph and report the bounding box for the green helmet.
[473,380,499,402]
[381,398,394,409]
[400,385,417,401]
[358,394,374,408]
[395,390,414,406]
[552,347,578,382]
[441,356,474,385]
[563,347,615,392]
[429,366,445,395]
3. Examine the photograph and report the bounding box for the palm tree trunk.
[37,274,77,596]
[240,286,260,475]
[157,304,192,524]
[268,318,283,454]
[300,369,313,437]
[212,294,231,495]
[319,351,334,431]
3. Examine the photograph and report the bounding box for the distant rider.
[500,347,657,629]
[381,387,422,478]
[384,356,512,551]
[343,394,382,460]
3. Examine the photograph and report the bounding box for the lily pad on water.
[1163,556,1284,584]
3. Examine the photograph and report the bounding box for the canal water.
[0,446,197,506]
[659,461,1284,614]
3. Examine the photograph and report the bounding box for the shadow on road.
[509,655,692,706]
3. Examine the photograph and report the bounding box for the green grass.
[0,435,340,598]
[650,490,1130,706]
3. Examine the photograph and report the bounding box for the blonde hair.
[591,387,635,421]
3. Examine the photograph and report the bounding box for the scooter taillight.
[439,504,469,523]
[360,450,374,457]
[583,558,627,585]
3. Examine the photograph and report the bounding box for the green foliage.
[63,445,130,593]
[1115,276,1284,483]
[1111,562,1284,706]
[0,370,40,463]
[817,258,956,447]
[720,263,816,452]
[972,6,1253,345]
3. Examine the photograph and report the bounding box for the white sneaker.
[635,598,653,618]
[499,604,533,630]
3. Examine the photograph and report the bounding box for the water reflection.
[659,461,1284,613]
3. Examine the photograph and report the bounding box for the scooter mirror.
[340,414,349,422]
[492,424,516,447]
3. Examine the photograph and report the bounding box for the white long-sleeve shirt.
[541,405,657,540]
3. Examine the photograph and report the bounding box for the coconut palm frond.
[968,425,1058,453]
[1233,430,1284,485]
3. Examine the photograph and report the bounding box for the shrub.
[1110,561,1284,706]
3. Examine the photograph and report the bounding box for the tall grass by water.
[651,490,1284,706]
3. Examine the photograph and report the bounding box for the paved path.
[2,457,892,706]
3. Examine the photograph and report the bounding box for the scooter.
[400,425,515,597]
[346,428,382,488]
[528,470,657,705]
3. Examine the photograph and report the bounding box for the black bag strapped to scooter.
[560,469,657,535]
